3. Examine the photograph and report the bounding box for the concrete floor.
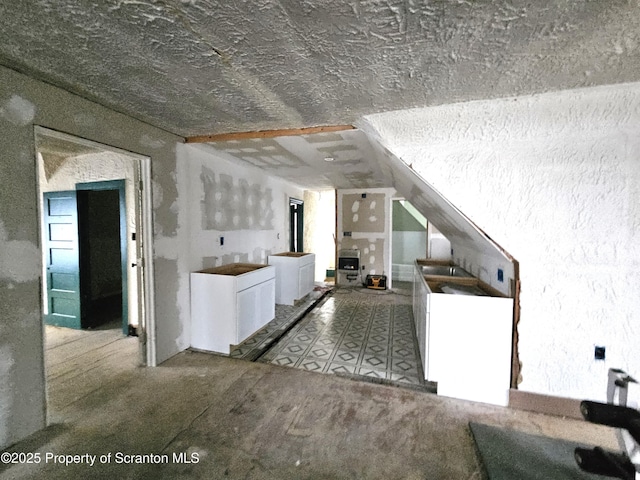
[1,305,619,479]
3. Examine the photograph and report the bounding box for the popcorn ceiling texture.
[363,83,640,401]
[1,1,640,136]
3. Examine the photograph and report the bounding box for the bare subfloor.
[2,321,617,479]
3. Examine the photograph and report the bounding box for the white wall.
[363,83,640,402]
[428,224,451,261]
[392,231,426,264]
[303,189,336,281]
[176,144,305,347]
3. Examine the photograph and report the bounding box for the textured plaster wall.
[0,65,182,449]
[363,83,640,401]
[176,143,304,343]
[358,130,515,296]
[337,188,396,284]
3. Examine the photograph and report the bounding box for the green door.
[43,191,83,328]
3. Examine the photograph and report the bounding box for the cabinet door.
[236,286,258,343]
[258,278,275,325]
[237,279,275,344]
[298,262,315,298]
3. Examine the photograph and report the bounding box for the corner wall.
[0,65,182,449]
[363,83,640,401]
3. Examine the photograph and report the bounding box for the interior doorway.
[35,127,156,369]
[289,197,304,252]
[391,199,427,283]
[78,181,127,334]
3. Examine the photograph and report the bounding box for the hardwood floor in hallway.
[44,321,139,423]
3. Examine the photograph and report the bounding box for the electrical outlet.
[594,346,605,360]
[220,236,224,246]
[497,268,504,282]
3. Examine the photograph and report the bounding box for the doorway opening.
[390,199,427,284]
[77,180,128,334]
[35,127,156,420]
[289,197,304,252]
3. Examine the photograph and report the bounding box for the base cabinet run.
[267,252,315,305]
[412,261,513,406]
[190,263,275,354]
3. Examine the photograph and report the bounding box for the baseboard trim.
[508,389,583,420]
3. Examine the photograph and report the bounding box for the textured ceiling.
[1,1,640,138]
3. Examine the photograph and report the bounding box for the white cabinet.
[413,266,430,376]
[267,252,315,305]
[412,260,513,406]
[190,263,275,354]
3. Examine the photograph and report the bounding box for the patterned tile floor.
[228,286,333,361]
[259,282,430,389]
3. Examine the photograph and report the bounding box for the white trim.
[140,157,156,367]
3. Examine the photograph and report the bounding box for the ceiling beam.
[185,125,356,143]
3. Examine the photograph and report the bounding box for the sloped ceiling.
[10,1,633,273]
[189,128,387,189]
[3,1,640,198]
[1,1,639,138]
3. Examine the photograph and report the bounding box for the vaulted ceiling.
[2,1,639,139]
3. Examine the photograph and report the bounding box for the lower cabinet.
[190,263,275,354]
[413,266,430,378]
[412,260,513,406]
[268,252,315,305]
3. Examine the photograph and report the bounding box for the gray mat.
[470,422,612,480]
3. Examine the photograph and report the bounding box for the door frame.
[35,126,156,366]
[76,180,128,334]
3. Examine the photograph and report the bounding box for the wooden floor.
[24,306,619,480]
[44,321,140,423]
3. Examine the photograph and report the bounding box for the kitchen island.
[268,252,315,305]
[191,263,275,354]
